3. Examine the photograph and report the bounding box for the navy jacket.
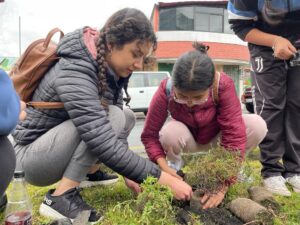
[228,0,300,39]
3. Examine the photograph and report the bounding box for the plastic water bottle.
[4,171,32,225]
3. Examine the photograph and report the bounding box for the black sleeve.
[229,19,256,40]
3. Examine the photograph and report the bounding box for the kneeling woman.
[12,8,192,223]
[142,43,267,210]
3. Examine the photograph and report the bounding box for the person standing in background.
[228,0,300,196]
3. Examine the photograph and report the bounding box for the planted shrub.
[102,177,177,225]
[183,145,242,194]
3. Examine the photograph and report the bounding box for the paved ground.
[128,113,148,157]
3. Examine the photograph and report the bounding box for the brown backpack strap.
[212,72,220,105]
[26,102,64,109]
[43,28,64,50]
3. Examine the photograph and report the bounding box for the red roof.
[155,41,250,62]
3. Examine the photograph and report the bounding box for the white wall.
[156,31,247,46]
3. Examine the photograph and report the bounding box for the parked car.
[241,87,254,113]
[125,71,170,115]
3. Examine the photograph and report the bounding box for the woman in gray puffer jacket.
[12,8,192,223]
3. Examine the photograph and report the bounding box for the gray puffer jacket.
[12,28,161,183]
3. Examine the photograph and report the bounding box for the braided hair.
[172,42,215,92]
[95,8,157,108]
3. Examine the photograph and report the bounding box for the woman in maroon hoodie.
[141,43,267,209]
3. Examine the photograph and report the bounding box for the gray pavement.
[128,113,147,157]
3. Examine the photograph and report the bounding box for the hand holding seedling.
[201,185,228,209]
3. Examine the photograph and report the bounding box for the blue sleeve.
[0,69,20,136]
[227,0,258,40]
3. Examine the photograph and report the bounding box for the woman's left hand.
[124,177,142,194]
[200,185,228,209]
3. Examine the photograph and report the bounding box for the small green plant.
[102,176,177,225]
[183,145,242,194]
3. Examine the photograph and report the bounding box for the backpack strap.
[212,72,220,105]
[27,102,64,109]
[165,77,172,97]
[43,28,64,50]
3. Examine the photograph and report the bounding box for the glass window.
[159,5,228,33]
[128,73,145,88]
[195,13,209,31]
[195,6,223,14]
[176,7,194,30]
[224,10,233,34]
[159,8,176,30]
[210,15,223,32]
[147,73,169,87]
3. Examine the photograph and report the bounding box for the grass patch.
[1,148,300,224]
[183,146,242,193]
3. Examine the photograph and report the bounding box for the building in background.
[149,0,250,96]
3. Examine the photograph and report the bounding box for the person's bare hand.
[158,171,192,201]
[273,37,297,60]
[201,186,228,209]
[19,100,26,121]
[124,177,142,194]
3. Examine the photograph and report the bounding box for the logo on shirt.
[254,56,264,73]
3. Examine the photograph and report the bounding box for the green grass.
[1,149,300,224]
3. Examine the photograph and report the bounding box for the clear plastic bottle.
[4,171,32,225]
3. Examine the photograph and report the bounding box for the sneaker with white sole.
[286,175,300,193]
[39,187,102,224]
[263,176,291,196]
[79,170,119,188]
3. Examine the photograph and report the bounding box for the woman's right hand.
[158,171,192,201]
[272,36,297,60]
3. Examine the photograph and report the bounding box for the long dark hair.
[262,0,287,26]
[95,8,157,107]
[172,42,215,92]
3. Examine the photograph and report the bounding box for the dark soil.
[176,206,244,225]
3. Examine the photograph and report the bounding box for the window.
[210,15,223,32]
[194,6,223,32]
[195,13,209,31]
[176,7,194,30]
[160,8,176,30]
[224,10,233,34]
[159,5,233,34]
[128,73,145,88]
[147,73,169,87]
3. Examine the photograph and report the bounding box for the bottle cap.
[14,171,25,178]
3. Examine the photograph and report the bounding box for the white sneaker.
[286,175,300,193]
[263,176,291,196]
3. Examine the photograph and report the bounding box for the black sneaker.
[0,194,7,212]
[39,188,102,224]
[79,170,119,188]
